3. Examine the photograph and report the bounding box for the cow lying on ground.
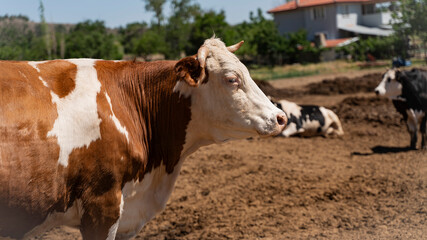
[375,68,427,149]
[0,38,287,239]
[270,98,344,137]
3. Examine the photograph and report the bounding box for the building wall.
[271,2,393,40]
[336,3,361,27]
[272,10,306,36]
[302,5,337,40]
[361,11,392,27]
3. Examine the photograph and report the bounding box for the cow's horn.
[227,40,244,53]
[196,46,209,83]
[197,46,209,69]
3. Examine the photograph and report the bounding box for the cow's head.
[174,38,287,142]
[375,68,402,98]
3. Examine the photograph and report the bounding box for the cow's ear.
[175,56,202,87]
[175,46,209,87]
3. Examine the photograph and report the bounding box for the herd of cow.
[270,68,427,150]
[0,38,426,239]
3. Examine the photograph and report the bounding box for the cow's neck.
[119,61,193,175]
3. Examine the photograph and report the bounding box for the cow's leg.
[406,110,418,149]
[407,126,418,150]
[80,190,123,240]
[421,115,427,149]
[405,121,417,149]
[281,123,298,137]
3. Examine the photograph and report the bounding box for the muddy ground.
[35,70,426,239]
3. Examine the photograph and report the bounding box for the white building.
[268,0,395,48]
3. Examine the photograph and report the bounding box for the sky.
[0,0,285,28]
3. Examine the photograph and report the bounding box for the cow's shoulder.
[392,99,409,120]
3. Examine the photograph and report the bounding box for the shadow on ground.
[352,145,414,156]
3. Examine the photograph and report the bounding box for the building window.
[342,5,350,18]
[362,4,375,14]
[363,3,391,15]
[311,7,325,20]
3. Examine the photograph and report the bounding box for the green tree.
[133,29,168,58]
[65,20,123,59]
[337,36,400,61]
[186,10,230,54]
[142,0,167,28]
[231,22,257,58]
[39,0,51,59]
[0,15,46,60]
[392,0,427,58]
[54,24,68,59]
[165,0,201,58]
[283,29,321,64]
[246,9,285,65]
[119,22,148,54]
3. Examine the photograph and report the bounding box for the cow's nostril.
[375,90,380,95]
[277,114,287,126]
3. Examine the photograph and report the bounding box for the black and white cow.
[271,99,344,137]
[375,68,427,149]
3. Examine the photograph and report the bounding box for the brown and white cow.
[0,38,287,239]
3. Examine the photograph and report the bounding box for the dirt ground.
[33,70,427,239]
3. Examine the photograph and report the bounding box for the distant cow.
[0,38,287,239]
[375,68,427,149]
[271,98,344,137]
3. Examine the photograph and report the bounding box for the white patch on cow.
[47,59,102,167]
[28,61,48,73]
[406,109,418,133]
[301,115,322,133]
[39,76,49,87]
[278,100,302,119]
[173,81,193,98]
[375,69,402,98]
[319,107,344,136]
[105,92,129,143]
[107,194,124,240]
[18,70,28,80]
[116,162,184,239]
[407,109,425,133]
[281,122,299,137]
[23,200,84,239]
[28,61,49,87]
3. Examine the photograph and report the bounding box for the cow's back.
[401,69,427,110]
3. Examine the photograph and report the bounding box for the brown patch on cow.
[37,60,77,98]
[37,120,49,140]
[0,60,63,238]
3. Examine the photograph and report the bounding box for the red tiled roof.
[324,38,352,47]
[268,0,389,13]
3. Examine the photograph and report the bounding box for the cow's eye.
[225,76,240,85]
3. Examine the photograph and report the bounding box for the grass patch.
[251,69,320,80]
[249,60,360,81]
[249,58,427,81]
